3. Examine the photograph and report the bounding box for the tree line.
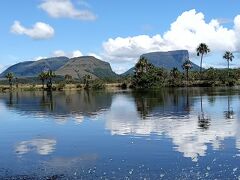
[131,43,236,88]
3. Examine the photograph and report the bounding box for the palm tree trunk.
[200,53,203,79]
[42,79,45,89]
[228,60,230,78]
[186,69,189,86]
[9,79,12,89]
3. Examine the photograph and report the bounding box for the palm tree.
[38,72,47,89]
[83,74,92,89]
[5,72,14,89]
[182,59,192,84]
[65,74,72,84]
[196,43,210,77]
[223,51,234,78]
[46,70,56,90]
[135,57,149,74]
[170,67,180,79]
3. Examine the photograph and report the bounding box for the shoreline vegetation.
[0,43,238,92]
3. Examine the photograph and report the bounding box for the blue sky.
[1,0,240,73]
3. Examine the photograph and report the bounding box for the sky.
[1,0,240,74]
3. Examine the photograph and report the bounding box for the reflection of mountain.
[15,138,56,155]
[2,88,240,162]
[0,91,112,122]
[105,91,240,161]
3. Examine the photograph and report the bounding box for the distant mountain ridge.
[123,50,200,75]
[1,50,201,79]
[0,56,117,79]
[0,56,69,78]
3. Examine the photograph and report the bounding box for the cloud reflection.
[16,138,56,155]
[105,94,240,161]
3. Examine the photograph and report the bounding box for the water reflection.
[224,95,234,119]
[105,90,240,161]
[198,95,211,130]
[1,88,240,163]
[45,154,98,168]
[0,90,112,123]
[15,138,56,155]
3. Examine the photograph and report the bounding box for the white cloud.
[11,21,54,40]
[34,56,48,61]
[0,64,4,73]
[88,53,102,60]
[102,9,240,73]
[71,50,83,58]
[52,50,66,57]
[52,49,83,58]
[39,0,96,21]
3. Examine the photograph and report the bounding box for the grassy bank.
[0,83,123,92]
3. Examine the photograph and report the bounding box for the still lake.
[0,88,240,179]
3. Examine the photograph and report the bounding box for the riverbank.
[0,83,123,92]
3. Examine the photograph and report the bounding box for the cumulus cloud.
[102,9,240,73]
[105,94,240,161]
[52,50,66,57]
[52,49,83,58]
[39,0,96,21]
[0,64,4,73]
[88,53,102,59]
[72,50,83,57]
[34,56,48,61]
[11,21,54,40]
[33,49,93,62]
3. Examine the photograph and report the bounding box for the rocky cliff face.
[123,50,200,76]
[55,56,117,79]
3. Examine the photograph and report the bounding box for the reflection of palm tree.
[224,95,234,119]
[184,88,190,112]
[83,90,91,104]
[47,91,54,111]
[40,91,46,109]
[136,97,148,119]
[198,95,211,130]
[8,92,13,107]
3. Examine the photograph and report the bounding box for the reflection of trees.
[132,90,164,119]
[132,89,194,119]
[224,95,234,119]
[184,88,190,112]
[198,95,211,130]
[0,91,113,119]
[8,92,13,107]
[40,91,54,112]
[47,91,54,111]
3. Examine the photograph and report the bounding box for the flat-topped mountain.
[123,50,200,75]
[55,56,117,79]
[0,56,69,78]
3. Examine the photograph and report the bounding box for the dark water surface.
[0,88,240,179]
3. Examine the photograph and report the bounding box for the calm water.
[0,88,240,179]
